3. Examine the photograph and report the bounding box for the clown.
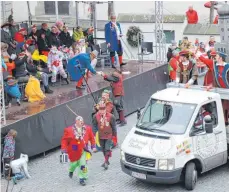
[105,13,127,68]
[61,116,89,186]
[47,46,69,86]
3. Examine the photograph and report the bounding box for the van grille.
[125,153,156,168]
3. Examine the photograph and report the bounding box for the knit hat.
[210,51,217,56]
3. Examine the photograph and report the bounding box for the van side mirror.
[137,108,141,120]
[204,115,213,134]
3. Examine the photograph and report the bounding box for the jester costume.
[92,105,117,170]
[61,123,89,186]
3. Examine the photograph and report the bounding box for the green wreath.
[126,26,143,47]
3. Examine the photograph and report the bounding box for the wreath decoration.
[126,26,143,47]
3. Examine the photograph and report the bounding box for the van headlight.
[120,150,125,161]
[158,159,175,170]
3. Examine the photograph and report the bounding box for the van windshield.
[137,99,196,134]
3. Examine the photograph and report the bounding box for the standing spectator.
[213,15,219,24]
[186,5,198,24]
[59,25,72,48]
[2,129,17,179]
[168,50,179,82]
[180,37,192,50]
[167,40,179,62]
[49,26,61,48]
[8,9,18,38]
[29,25,39,43]
[37,31,50,56]
[105,13,127,68]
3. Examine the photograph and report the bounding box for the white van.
[120,83,229,190]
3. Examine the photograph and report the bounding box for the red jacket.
[186,10,198,24]
[169,57,178,80]
[199,55,214,86]
[61,126,85,162]
[84,125,96,149]
[213,15,218,24]
[14,32,25,43]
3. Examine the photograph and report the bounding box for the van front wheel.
[184,162,197,190]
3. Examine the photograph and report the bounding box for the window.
[44,1,69,15]
[137,99,196,134]
[164,30,175,44]
[191,101,218,133]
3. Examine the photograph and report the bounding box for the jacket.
[61,125,85,162]
[14,55,28,78]
[59,31,72,48]
[186,10,198,24]
[72,30,84,42]
[104,72,124,96]
[48,32,61,47]
[105,21,123,52]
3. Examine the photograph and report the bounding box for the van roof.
[152,88,220,104]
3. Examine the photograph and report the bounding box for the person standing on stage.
[61,116,89,186]
[92,102,117,170]
[67,50,102,89]
[176,50,199,88]
[105,13,127,68]
[100,68,127,126]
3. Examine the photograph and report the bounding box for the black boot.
[44,86,53,94]
[64,78,69,85]
[111,64,116,69]
[69,172,73,178]
[120,62,127,66]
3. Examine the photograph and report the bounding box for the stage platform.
[2,61,168,158]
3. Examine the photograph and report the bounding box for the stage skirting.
[2,64,168,158]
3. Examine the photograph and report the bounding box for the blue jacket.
[213,63,229,88]
[105,22,123,52]
[4,83,21,99]
[67,53,96,82]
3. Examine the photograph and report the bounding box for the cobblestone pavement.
[1,113,229,192]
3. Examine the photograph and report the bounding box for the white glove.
[97,71,103,76]
[10,54,17,60]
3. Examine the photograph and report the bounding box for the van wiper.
[150,128,171,135]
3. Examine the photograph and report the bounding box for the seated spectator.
[37,23,51,40]
[14,51,30,83]
[47,46,69,86]
[55,20,64,34]
[83,27,94,51]
[4,75,21,107]
[14,28,27,53]
[26,57,53,94]
[72,26,85,43]
[25,75,46,103]
[2,53,16,76]
[49,26,61,48]
[59,25,72,48]
[37,31,50,56]
[186,5,198,24]
[29,25,39,43]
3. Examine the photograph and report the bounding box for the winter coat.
[59,31,72,48]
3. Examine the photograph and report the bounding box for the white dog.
[10,153,31,183]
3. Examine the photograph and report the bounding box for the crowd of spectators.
[1,9,95,109]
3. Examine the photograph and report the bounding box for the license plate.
[131,171,146,180]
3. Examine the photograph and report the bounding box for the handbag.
[60,153,69,163]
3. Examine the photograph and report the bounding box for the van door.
[190,101,224,171]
